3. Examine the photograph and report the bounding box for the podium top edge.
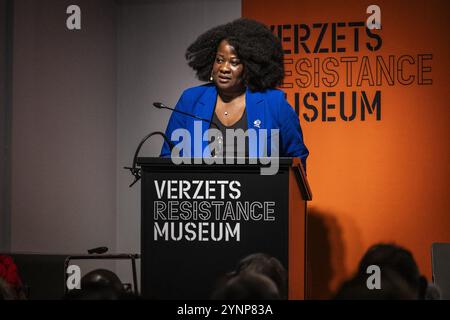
[136,157,297,167]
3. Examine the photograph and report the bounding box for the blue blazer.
[160,84,309,167]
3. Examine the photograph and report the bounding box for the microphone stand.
[124,131,174,187]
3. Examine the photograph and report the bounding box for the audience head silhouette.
[234,253,287,299]
[81,269,124,292]
[211,271,281,300]
[357,243,428,299]
[65,268,125,300]
[334,268,417,300]
[211,252,286,300]
[334,243,437,300]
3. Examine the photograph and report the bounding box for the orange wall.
[243,0,450,298]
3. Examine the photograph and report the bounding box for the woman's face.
[212,39,245,93]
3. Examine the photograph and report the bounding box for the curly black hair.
[185,18,284,92]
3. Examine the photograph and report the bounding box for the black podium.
[137,157,311,300]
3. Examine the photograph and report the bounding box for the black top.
[210,108,249,157]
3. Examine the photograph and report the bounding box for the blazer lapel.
[246,89,266,157]
[192,86,267,158]
[195,85,217,157]
[196,85,217,124]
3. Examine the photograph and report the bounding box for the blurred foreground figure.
[0,255,27,300]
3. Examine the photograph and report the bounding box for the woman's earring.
[210,75,213,81]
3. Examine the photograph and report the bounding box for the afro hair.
[185,18,284,92]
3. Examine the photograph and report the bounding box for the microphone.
[124,131,174,187]
[87,246,108,254]
[153,102,219,130]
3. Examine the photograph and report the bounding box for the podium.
[137,157,311,299]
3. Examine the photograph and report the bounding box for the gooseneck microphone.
[125,102,222,187]
[154,101,224,158]
[153,102,220,130]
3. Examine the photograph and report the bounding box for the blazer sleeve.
[160,91,188,157]
[277,93,309,170]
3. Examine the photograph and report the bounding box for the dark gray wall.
[0,0,12,252]
[11,0,117,254]
[116,0,241,285]
[5,0,241,290]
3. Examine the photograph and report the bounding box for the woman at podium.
[160,18,308,168]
